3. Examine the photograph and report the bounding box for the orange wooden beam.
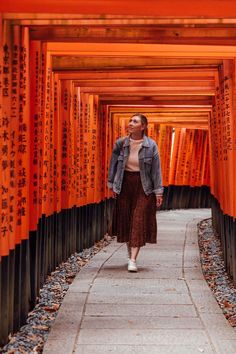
[2,1,236,17]
[56,69,217,81]
[79,86,215,95]
[47,42,236,58]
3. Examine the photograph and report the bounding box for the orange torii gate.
[1,8,236,346]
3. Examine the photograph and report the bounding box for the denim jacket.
[107,135,163,196]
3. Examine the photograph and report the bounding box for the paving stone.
[75,267,99,278]
[138,259,183,267]
[77,328,209,345]
[43,337,75,354]
[186,279,212,293]
[200,314,236,339]
[137,249,184,256]
[184,259,201,268]
[87,292,192,305]
[68,278,95,293]
[81,315,203,329]
[45,293,86,340]
[45,310,81,339]
[60,291,87,308]
[104,255,182,271]
[213,339,236,353]
[90,278,189,294]
[98,266,183,279]
[184,268,205,280]
[85,303,197,317]
[74,344,215,354]
[190,293,222,314]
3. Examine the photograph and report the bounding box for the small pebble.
[198,218,236,330]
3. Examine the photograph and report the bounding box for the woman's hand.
[112,191,118,199]
[156,195,163,208]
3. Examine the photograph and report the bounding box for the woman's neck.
[130,133,143,140]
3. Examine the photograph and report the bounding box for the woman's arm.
[151,143,164,196]
[107,138,123,189]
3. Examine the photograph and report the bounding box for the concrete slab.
[81,315,203,329]
[213,339,236,354]
[200,314,236,339]
[92,277,188,289]
[77,328,209,345]
[190,293,223,314]
[186,279,212,293]
[68,278,95,293]
[104,258,183,268]
[184,267,205,280]
[75,267,99,279]
[87,292,192,304]
[98,266,183,279]
[74,344,215,354]
[43,338,75,354]
[43,293,87,340]
[43,209,236,354]
[89,279,189,294]
[85,303,197,317]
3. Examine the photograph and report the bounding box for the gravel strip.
[0,235,113,354]
[198,218,236,328]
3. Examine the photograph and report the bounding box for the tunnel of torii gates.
[1,0,236,345]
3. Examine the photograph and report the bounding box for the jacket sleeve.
[107,139,123,189]
[151,143,164,196]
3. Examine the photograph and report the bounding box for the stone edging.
[198,218,236,328]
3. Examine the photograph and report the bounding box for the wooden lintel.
[3,14,236,26]
[28,25,236,46]
[79,86,215,95]
[109,111,210,118]
[52,56,221,71]
[56,68,217,81]
[73,80,215,88]
[100,99,213,106]
[47,42,236,58]
[110,112,209,118]
[2,1,236,17]
[106,105,212,111]
[108,106,211,112]
[100,94,213,99]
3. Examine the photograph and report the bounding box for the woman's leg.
[131,247,140,261]
[126,242,131,259]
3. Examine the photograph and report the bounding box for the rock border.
[198,218,236,328]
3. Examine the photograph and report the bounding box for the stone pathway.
[43,209,236,354]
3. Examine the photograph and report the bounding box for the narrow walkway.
[43,210,236,354]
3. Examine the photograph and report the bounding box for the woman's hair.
[131,113,148,136]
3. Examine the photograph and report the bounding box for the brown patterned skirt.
[112,171,157,247]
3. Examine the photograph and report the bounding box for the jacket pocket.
[144,157,152,164]
[144,157,152,177]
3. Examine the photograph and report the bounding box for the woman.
[107,113,163,272]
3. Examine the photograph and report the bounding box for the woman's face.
[128,116,145,135]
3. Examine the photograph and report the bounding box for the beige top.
[125,138,143,172]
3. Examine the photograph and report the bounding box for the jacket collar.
[123,134,149,148]
[142,135,150,147]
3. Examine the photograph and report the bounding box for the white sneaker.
[128,259,138,272]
